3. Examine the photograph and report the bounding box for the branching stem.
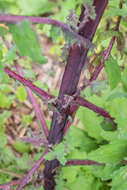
[0,14,93,49]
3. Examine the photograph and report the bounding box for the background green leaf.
[9,20,48,64]
[105,56,121,89]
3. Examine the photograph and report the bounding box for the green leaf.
[68,174,101,190]
[15,153,31,170]
[105,8,127,17]
[107,98,127,140]
[0,132,7,149]
[0,92,14,108]
[122,66,127,91]
[22,114,32,126]
[97,30,120,44]
[65,127,98,153]
[105,56,121,89]
[45,143,67,165]
[0,111,11,125]
[61,166,81,184]
[0,62,10,83]
[111,165,127,190]
[107,98,127,128]
[0,84,11,93]
[77,106,104,142]
[16,86,27,102]
[17,0,55,15]
[0,26,8,36]
[101,130,119,142]
[4,45,17,62]
[67,149,87,160]
[0,147,15,163]
[50,26,61,43]
[22,69,36,80]
[88,140,127,164]
[92,164,119,181]
[9,20,48,64]
[13,141,31,153]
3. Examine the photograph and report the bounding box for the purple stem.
[16,150,48,190]
[66,159,104,166]
[75,96,115,122]
[64,93,116,136]
[15,61,49,138]
[64,2,122,135]
[0,180,21,189]
[0,14,92,48]
[4,67,54,101]
[89,36,116,82]
[22,136,48,147]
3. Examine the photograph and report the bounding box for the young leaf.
[9,20,48,64]
[104,56,121,89]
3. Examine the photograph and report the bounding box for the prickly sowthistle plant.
[0,0,125,190]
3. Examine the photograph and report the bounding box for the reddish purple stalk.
[0,180,21,189]
[75,96,115,122]
[4,67,54,101]
[66,159,104,166]
[4,67,115,123]
[16,150,48,190]
[3,37,49,139]
[64,3,122,134]
[0,14,92,48]
[15,62,49,138]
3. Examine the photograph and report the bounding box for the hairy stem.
[0,14,92,49]
[44,1,108,189]
[64,1,122,135]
